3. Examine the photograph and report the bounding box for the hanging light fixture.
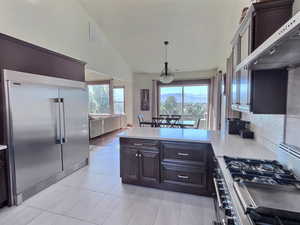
[160,41,175,84]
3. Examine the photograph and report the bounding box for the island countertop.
[118,127,276,160]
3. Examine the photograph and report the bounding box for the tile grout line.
[25,205,100,225]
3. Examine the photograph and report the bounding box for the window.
[113,87,125,114]
[88,84,110,114]
[159,83,209,129]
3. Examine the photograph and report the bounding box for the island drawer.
[161,142,210,164]
[120,138,159,150]
[161,163,206,187]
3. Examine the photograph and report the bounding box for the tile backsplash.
[242,113,285,151]
[285,68,300,148]
[241,67,300,151]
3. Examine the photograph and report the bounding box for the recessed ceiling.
[78,0,226,73]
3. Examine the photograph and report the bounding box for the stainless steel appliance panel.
[8,82,63,194]
[234,181,300,220]
[59,88,89,169]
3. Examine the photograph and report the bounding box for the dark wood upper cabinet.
[251,69,288,114]
[252,0,294,50]
[230,0,293,114]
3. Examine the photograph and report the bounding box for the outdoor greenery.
[88,85,110,114]
[113,88,125,114]
[160,95,208,121]
[159,85,209,128]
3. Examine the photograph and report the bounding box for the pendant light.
[160,41,175,84]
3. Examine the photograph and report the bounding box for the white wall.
[133,70,217,127]
[0,0,132,81]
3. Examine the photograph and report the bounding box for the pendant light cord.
[164,41,169,75]
[164,41,168,62]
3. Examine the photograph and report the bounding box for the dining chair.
[137,114,145,127]
[171,115,181,120]
[193,118,201,129]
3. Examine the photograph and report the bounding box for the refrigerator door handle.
[54,98,62,144]
[61,98,67,144]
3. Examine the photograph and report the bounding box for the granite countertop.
[119,127,213,143]
[0,145,7,151]
[118,127,276,159]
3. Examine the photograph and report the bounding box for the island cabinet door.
[139,150,160,184]
[120,148,139,182]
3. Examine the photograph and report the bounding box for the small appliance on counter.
[227,118,250,135]
[239,129,254,139]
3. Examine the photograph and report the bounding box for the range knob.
[225,208,233,217]
[222,201,229,208]
[227,217,235,225]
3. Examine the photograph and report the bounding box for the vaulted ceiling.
[78,0,235,74]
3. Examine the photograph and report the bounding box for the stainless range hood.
[236,11,300,72]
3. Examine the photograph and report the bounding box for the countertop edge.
[118,135,212,144]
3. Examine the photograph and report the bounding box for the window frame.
[87,80,111,115]
[157,79,211,125]
[113,86,126,114]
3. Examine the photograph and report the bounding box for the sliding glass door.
[159,83,209,129]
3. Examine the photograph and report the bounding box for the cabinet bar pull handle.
[177,175,189,179]
[134,143,143,146]
[177,152,189,156]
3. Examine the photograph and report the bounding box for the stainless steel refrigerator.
[3,70,89,205]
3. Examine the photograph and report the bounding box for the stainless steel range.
[222,156,300,225]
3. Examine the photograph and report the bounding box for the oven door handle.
[213,178,223,208]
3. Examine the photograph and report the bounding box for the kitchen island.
[119,128,216,196]
[119,127,279,225]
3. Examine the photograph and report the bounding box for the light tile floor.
[0,136,216,225]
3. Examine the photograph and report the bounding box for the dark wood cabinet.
[120,138,160,185]
[121,147,139,182]
[160,141,213,196]
[161,163,207,189]
[139,150,160,184]
[230,0,293,114]
[120,138,214,196]
[0,151,7,206]
[252,0,294,50]
[161,142,209,165]
[251,69,288,114]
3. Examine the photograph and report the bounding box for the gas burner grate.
[249,210,300,225]
[224,156,299,186]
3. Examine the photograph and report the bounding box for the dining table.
[140,117,195,128]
